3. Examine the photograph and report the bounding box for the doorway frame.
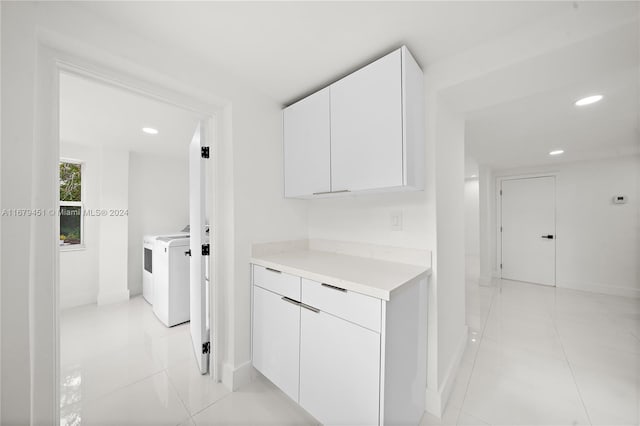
[35,38,226,423]
[495,172,558,284]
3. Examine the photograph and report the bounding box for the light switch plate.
[390,211,403,231]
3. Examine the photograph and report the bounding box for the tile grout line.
[188,385,236,420]
[163,367,195,425]
[59,364,168,412]
[454,284,499,426]
[551,287,593,426]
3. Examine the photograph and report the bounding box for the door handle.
[184,250,191,256]
[540,235,554,239]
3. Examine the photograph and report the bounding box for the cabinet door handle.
[266,267,281,274]
[300,303,320,313]
[321,283,347,293]
[281,296,301,306]
[312,189,351,196]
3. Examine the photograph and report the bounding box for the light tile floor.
[61,280,639,426]
[422,278,640,426]
[60,296,316,426]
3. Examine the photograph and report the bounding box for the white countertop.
[251,250,430,301]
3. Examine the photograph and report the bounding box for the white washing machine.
[142,232,188,304]
[152,236,191,327]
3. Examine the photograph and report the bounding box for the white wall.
[464,178,480,282]
[230,97,308,380]
[488,156,640,297]
[59,142,100,310]
[432,100,467,410]
[478,166,495,285]
[96,148,130,305]
[464,179,480,256]
[308,191,432,248]
[128,152,189,296]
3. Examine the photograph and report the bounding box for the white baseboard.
[557,281,640,298]
[97,289,129,306]
[222,361,253,391]
[60,291,97,310]
[425,326,468,418]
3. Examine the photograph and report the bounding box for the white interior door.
[501,176,556,286]
[189,122,210,374]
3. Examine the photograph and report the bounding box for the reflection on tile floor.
[60,296,316,426]
[422,275,640,426]
[61,279,639,426]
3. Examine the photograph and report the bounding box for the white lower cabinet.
[299,308,381,425]
[251,264,427,426]
[251,285,300,402]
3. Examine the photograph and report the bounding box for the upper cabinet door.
[330,49,403,192]
[283,88,331,198]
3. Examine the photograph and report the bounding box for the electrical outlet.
[390,211,403,231]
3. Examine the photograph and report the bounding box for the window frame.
[59,158,85,251]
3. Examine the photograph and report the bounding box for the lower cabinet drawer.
[301,278,382,332]
[253,264,301,300]
[299,308,381,426]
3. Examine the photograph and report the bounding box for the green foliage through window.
[60,161,82,246]
[60,162,81,202]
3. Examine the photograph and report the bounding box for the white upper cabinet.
[330,49,403,192]
[283,87,331,198]
[283,46,424,198]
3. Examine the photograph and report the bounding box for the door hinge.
[201,244,210,256]
[202,342,210,354]
[500,189,503,196]
[500,263,503,269]
[500,226,503,232]
[201,146,210,159]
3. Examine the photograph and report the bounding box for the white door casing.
[501,176,556,286]
[190,122,210,373]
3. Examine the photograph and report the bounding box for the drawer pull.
[321,283,347,293]
[281,296,301,306]
[300,303,320,313]
[265,267,282,274]
[312,189,351,196]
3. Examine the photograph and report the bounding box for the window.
[59,161,83,247]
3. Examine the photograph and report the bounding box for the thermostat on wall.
[613,195,627,204]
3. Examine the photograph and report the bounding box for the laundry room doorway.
[55,62,222,424]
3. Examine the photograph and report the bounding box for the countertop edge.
[250,256,431,302]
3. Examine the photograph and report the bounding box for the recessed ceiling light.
[471,174,477,178]
[575,95,603,106]
[549,149,564,156]
[142,127,159,135]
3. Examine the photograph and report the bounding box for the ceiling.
[459,21,640,170]
[71,1,639,171]
[60,73,201,157]
[78,1,570,104]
